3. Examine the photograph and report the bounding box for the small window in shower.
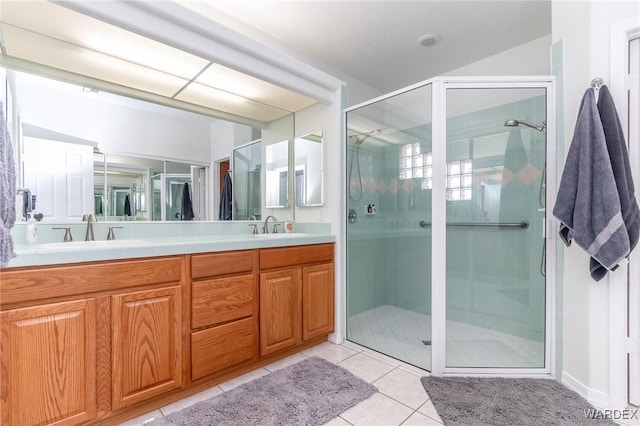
[399,143,472,198]
[446,158,472,201]
[400,142,433,189]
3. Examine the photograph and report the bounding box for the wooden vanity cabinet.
[190,250,259,381]
[259,243,334,357]
[0,243,333,425]
[0,256,184,425]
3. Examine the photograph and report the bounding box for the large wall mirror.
[9,69,216,221]
[6,69,319,223]
[294,130,323,207]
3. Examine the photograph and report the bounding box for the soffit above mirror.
[0,0,318,125]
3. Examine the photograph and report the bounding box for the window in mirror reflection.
[265,140,290,208]
[294,131,323,207]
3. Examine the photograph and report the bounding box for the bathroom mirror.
[265,140,290,208]
[8,68,216,221]
[294,130,323,207]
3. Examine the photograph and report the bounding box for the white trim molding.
[608,17,640,411]
[563,372,611,411]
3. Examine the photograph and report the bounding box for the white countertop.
[7,233,336,268]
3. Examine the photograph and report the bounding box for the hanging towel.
[181,182,194,220]
[597,85,640,260]
[219,171,233,220]
[1,100,16,267]
[124,194,131,216]
[553,89,630,281]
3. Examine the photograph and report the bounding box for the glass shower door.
[444,87,547,369]
[346,84,433,370]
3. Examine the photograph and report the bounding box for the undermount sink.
[253,233,308,238]
[37,239,149,249]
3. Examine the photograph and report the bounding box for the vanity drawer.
[191,317,256,380]
[191,250,256,279]
[191,274,255,328]
[259,243,334,270]
[1,257,182,305]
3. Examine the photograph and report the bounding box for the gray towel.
[1,100,17,267]
[181,182,194,220]
[553,89,630,281]
[219,171,233,220]
[596,85,640,267]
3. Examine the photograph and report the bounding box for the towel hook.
[590,77,605,89]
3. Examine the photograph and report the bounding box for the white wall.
[445,35,552,77]
[552,0,640,409]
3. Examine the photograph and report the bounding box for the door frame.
[344,76,556,376]
[609,18,640,409]
[430,77,556,376]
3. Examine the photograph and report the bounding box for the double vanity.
[0,224,335,425]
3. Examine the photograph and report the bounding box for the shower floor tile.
[347,305,544,370]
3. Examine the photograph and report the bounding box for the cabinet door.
[1,299,97,426]
[112,286,182,409]
[302,263,335,340]
[259,268,301,356]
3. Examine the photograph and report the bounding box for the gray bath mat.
[421,376,617,425]
[151,356,377,425]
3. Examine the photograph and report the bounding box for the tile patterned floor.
[120,340,443,426]
[120,340,637,426]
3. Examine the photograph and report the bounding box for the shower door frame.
[343,75,557,377]
[430,77,556,376]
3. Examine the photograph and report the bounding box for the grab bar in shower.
[418,220,529,229]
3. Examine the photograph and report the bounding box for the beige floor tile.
[417,400,443,423]
[323,415,354,425]
[338,352,397,383]
[397,363,429,378]
[340,340,366,353]
[401,411,444,425]
[264,352,308,372]
[359,347,403,367]
[159,385,223,415]
[374,368,429,409]
[302,341,359,364]
[340,392,414,426]
[118,409,162,425]
[218,367,270,391]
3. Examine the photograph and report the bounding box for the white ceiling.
[191,1,552,94]
[0,0,318,124]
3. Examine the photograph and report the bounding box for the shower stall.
[345,77,555,375]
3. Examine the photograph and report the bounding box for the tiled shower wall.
[347,95,546,341]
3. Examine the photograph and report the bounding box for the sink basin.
[253,233,309,238]
[37,239,149,249]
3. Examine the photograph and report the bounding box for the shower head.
[348,128,384,146]
[504,119,546,135]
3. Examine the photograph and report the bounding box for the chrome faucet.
[83,214,96,241]
[263,215,278,233]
